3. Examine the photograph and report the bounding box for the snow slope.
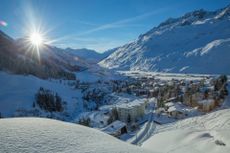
[100,5,230,74]
[0,71,82,119]
[142,109,230,153]
[0,118,153,153]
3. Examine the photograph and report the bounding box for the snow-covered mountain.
[65,48,114,63]
[100,5,230,74]
[0,118,153,153]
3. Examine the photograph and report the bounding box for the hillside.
[142,109,230,153]
[0,118,153,153]
[0,30,92,80]
[100,5,230,74]
[0,71,82,119]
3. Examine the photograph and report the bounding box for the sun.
[29,32,43,46]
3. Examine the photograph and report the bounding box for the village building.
[135,89,149,97]
[116,100,145,123]
[101,120,127,137]
[165,102,188,119]
[148,88,159,98]
[197,99,216,112]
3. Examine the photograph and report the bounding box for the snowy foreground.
[142,109,230,153]
[0,118,153,153]
[1,109,229,153]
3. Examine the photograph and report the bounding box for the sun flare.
[29,32,43,46]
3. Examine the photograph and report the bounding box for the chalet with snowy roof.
[101,120,127,137]
[165,102,188,119]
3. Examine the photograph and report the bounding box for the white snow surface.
[100,6,230,74]
[142,109,230,153]
[0,117,153,153]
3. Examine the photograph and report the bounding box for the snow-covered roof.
[167,102,187,113]
[116,99,145,109]
[165,102,175,107]
[165,97,177,102]
[197,99,214,105]
[102,120,126,134]
[99,105,114,111]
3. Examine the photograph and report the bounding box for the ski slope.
[0,118,153,153]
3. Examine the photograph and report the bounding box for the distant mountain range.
[65,48,114,63]
[100,5,230,75]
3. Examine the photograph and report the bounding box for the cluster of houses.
[182,75,228,112]
[79,74,228,137]
[110,75,228,119]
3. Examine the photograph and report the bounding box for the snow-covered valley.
[1,3,230,153]
[0,63,230,153]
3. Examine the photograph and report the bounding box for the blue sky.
[0,0,229,52]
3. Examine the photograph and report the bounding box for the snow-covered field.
[142,109,230,153]
[0,117,153,153]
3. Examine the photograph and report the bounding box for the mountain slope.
[0,30,92,80]
[100,5,230,74]
[0,118,153,153]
